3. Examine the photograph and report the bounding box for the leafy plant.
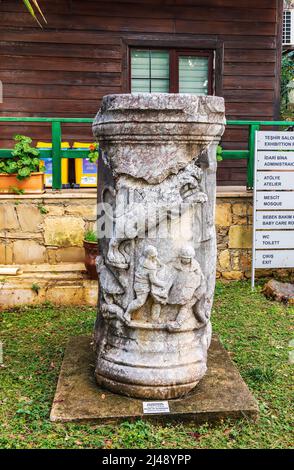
[88,143,99,164]
[22,0,47,27]
[245,367,276,384]
[216,145,223,162]
[37,203,48,215]
[8,186,25,195]
[280,50,294,119]
[0,135,44,181]
[31,283,41,295]
[84,229,98,243]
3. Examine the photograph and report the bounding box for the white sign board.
[256,191,294,210]
[255,250,294,269]
[252,131,294,288]
[256,151,294,170]
[143,401,170,414]
[255,231,294,249]
[256,171,294,190]
[255,211,294,229]
[256,132,294,150]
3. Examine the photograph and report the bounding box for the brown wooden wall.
[0,0,283,185]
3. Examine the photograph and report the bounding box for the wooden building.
[0,0,284,185]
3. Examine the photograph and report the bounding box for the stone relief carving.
[124,245,167,323]
[102,160,207,270]
[93,93,225,399]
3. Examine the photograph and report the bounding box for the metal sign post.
[251,131,294,289]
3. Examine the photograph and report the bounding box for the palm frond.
[32,0,47,24]
[22,0,46,27]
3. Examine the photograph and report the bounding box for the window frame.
[129,47,214,95]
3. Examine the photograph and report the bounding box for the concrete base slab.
[50,335,258,424]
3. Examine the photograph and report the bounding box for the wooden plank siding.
[0,0,283,185]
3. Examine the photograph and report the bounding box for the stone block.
[3,231,43,240]
[0,244,5,263]
[240,252,251,271]
[232,251,241,271]
[244,270,252,279]
[0,205,19,230]
[44,205,64,216]
[44,217,85,247]
[215,203,232,226]
[16,205,43,232]
[5,245,13,264]
[47,248,57,264]
[229,225,252,249]
[263,279,294,304]
[0,287,36,308]
[218,249,231,271]
[232,203,247,217]
[65,205,96,219]
[84,282,98,306]
[46,285,85,305]
[13,240,46,264]
[55,247,84,263]
[222,271,244,280]
[247,205,253,216]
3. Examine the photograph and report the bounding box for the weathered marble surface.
[50,335,259,423]
[93,93,225,399]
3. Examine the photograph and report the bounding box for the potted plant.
[88,142,99,164]
[83,229,98,280]
[0,135,44,193]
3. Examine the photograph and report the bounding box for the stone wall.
[0,191,291,280]
[0,193,96,266]
[216,197,253,280]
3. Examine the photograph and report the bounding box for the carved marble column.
[93,93,225,399]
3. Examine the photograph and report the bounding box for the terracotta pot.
[0,172,44,194]
[83,240,99,280]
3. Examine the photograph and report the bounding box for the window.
[130,48,213,95]
[131,50,170,92]
[283,10,294,45]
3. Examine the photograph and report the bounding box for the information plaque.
[143,401,170,414]
[252,131,294,288]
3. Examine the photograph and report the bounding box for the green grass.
[0,281,293,449]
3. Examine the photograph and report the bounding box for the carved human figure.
[124,245,168,322]
[95,255,125,320]
[168,246,205,331]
